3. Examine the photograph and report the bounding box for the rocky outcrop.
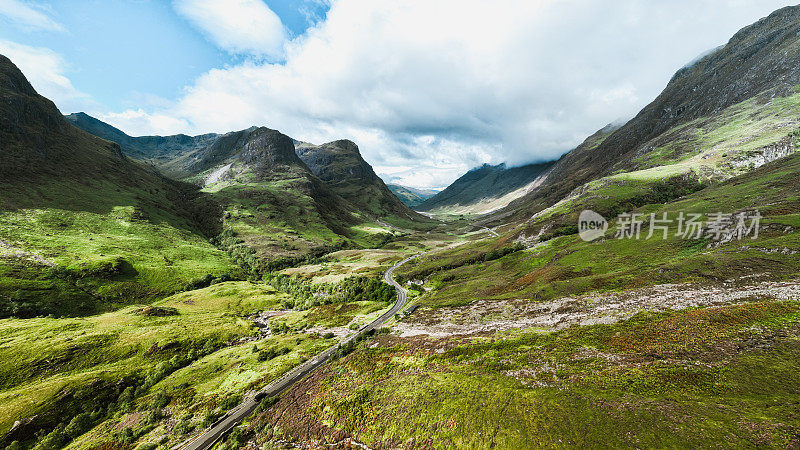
[240,128,311,179]
[729,136,797,169]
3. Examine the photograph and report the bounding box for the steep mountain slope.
[387,184,438,207]
[416,160,554,215]
[0,54,235,317]
[198,129,370,268]
[295,140,425,224]
[499,4,800,223]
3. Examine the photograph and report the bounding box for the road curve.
[178,253,421,450]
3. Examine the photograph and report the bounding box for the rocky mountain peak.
[240,127,309,176]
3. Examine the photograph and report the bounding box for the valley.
[1,3,800,450]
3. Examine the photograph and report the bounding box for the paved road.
[178,253,420,450]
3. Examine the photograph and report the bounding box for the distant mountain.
[64,112,257,178]
[416,161,554,214]
[387,184,438,207]
[64,112,218,161]
[497,4,800,224]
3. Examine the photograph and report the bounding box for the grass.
[0,274,402,448]
[630,88,800,174]
[0,179,236,317]
[274,300,389,330]
[249,300,800,448]
[206,178,425,275]
[0,281,289,445]
[280,249,406,284]
[398,152,800,309]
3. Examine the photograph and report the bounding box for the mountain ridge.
[416,160,554,214]
[67,113,428,227]
[387,184,438,207]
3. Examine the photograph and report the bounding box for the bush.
[135,444,158,450]
[254,396,278,413]
[219,394,242,411]
[173,417,195,435]
[64,412,92,438]
[484,243,525,262]
[257,347,291,361]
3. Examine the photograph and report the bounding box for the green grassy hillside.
[0,54,236,318]
[252,299,800,448]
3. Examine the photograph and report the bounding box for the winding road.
[178,253,421,450]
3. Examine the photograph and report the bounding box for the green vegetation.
[265,274,395,310]
[0,281,342,448]
[631,89,800,173]
[387,184,437,207]
[0,179,236,318]
[399,152,800,308]
[249,300,800,448]
[6,45,800,450]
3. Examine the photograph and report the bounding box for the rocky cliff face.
[296,140,423,220]
[240,128,311,179]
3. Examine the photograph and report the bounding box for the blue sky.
[0,0,328,111]
[0,0,796,189]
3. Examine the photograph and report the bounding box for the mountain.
[387,184,438,207]
[192,128,372,267]
[497,5,800,224]
[295,140,425,223]
[66,113,437,266]
[0,54,235,317]
[64,112,257,179]
[416,161,554,215]
[67,114,428,228]
[64,112,220,163]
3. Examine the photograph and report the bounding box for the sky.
[0,0,796,189]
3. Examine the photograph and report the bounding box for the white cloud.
[106,0,797,189]
[96,109,191,137]
[174,0,287,59]
[0,39,95,112]
[0,0,63,32]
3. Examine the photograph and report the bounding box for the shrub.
[484,243,525,262]
[257,347,291,361]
